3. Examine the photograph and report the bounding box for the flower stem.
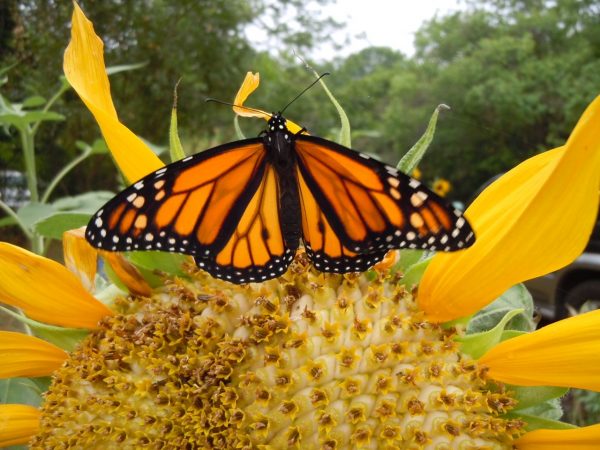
[19,126,44,253]
[41,147,91,203]
[20,127,38,203]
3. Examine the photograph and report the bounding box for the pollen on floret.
[31,249,524,449]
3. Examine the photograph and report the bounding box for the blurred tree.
[0,0,337,195]
[315,0,600,200]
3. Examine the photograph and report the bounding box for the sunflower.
[1,3,600,449]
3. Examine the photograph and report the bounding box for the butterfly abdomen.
[263,122,302,250]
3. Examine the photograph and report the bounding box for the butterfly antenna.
[280,72,330,114]
[205,98,269,116]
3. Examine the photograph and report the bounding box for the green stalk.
[0,199,32,238]
[31,81,70,136]
[19,126,44,253]
[41,147,91,203]
[20,127,39,203]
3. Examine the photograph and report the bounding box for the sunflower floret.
[31,250,523,449]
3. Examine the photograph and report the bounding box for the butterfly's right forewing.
[294,135,475,254]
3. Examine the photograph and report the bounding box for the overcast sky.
[247,0,465,60]
[319,0,465,57]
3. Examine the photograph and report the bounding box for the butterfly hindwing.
[294,135,475,253]
[86,139,266,257]
[194,164,294,283]
[297,165,388,272]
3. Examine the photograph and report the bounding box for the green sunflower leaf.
[16,202,56,230]
[169,85,186,162]
[33,212,90,239]
[457,308,524,359]
[126,251,189,278]
[507,410,573,432]
[52,191,114,212]
[395,249,425,273]
[397,104,449,173]
[510,385,568,411]
[314,72,351,147]
[401,255,433,289]
[467,283,536,334]
[22,95,46,108]
[508,412,576,432]
[0,377,45,407]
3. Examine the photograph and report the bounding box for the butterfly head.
[267,113,287,132]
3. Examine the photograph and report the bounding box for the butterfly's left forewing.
[294,135,475,254]
[86,139,266,256]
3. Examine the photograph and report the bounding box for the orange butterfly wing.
[86,139,266,258]
[296,165,388,272]
[194,164,293,283]
[294,135,474,254]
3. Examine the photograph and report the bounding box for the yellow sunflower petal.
[419,95,600,322]
[232,72,304,134]
[0,404,40,447]
[0,331,67,378]
[64,3,163,183]
[479,310,600,391]
[515,423,600,450]
[63,227,97,292]
[101,252,152,297]
[0,242,112,329]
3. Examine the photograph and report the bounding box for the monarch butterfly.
[86,113,475,284]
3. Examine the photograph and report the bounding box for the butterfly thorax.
[264,114,296,169]
[263,114,301,250]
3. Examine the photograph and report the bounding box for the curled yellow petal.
[232,71,304,134]
[64,3,163,183]
[63,227,97,292]
[233,72,269,119]
[0,331,67,379]
[515,423,600,450]
[479,310,600,391]
[101,252,152,297]
[283,117,304,134]
[0,242,112,329]
[419,95,600,322]
[0,404,40,447]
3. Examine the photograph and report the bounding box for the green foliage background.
[1,0,599,210]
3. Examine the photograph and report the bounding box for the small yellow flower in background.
[1,3,600,448]
[432,177,451,197]
[411,166,422,180]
